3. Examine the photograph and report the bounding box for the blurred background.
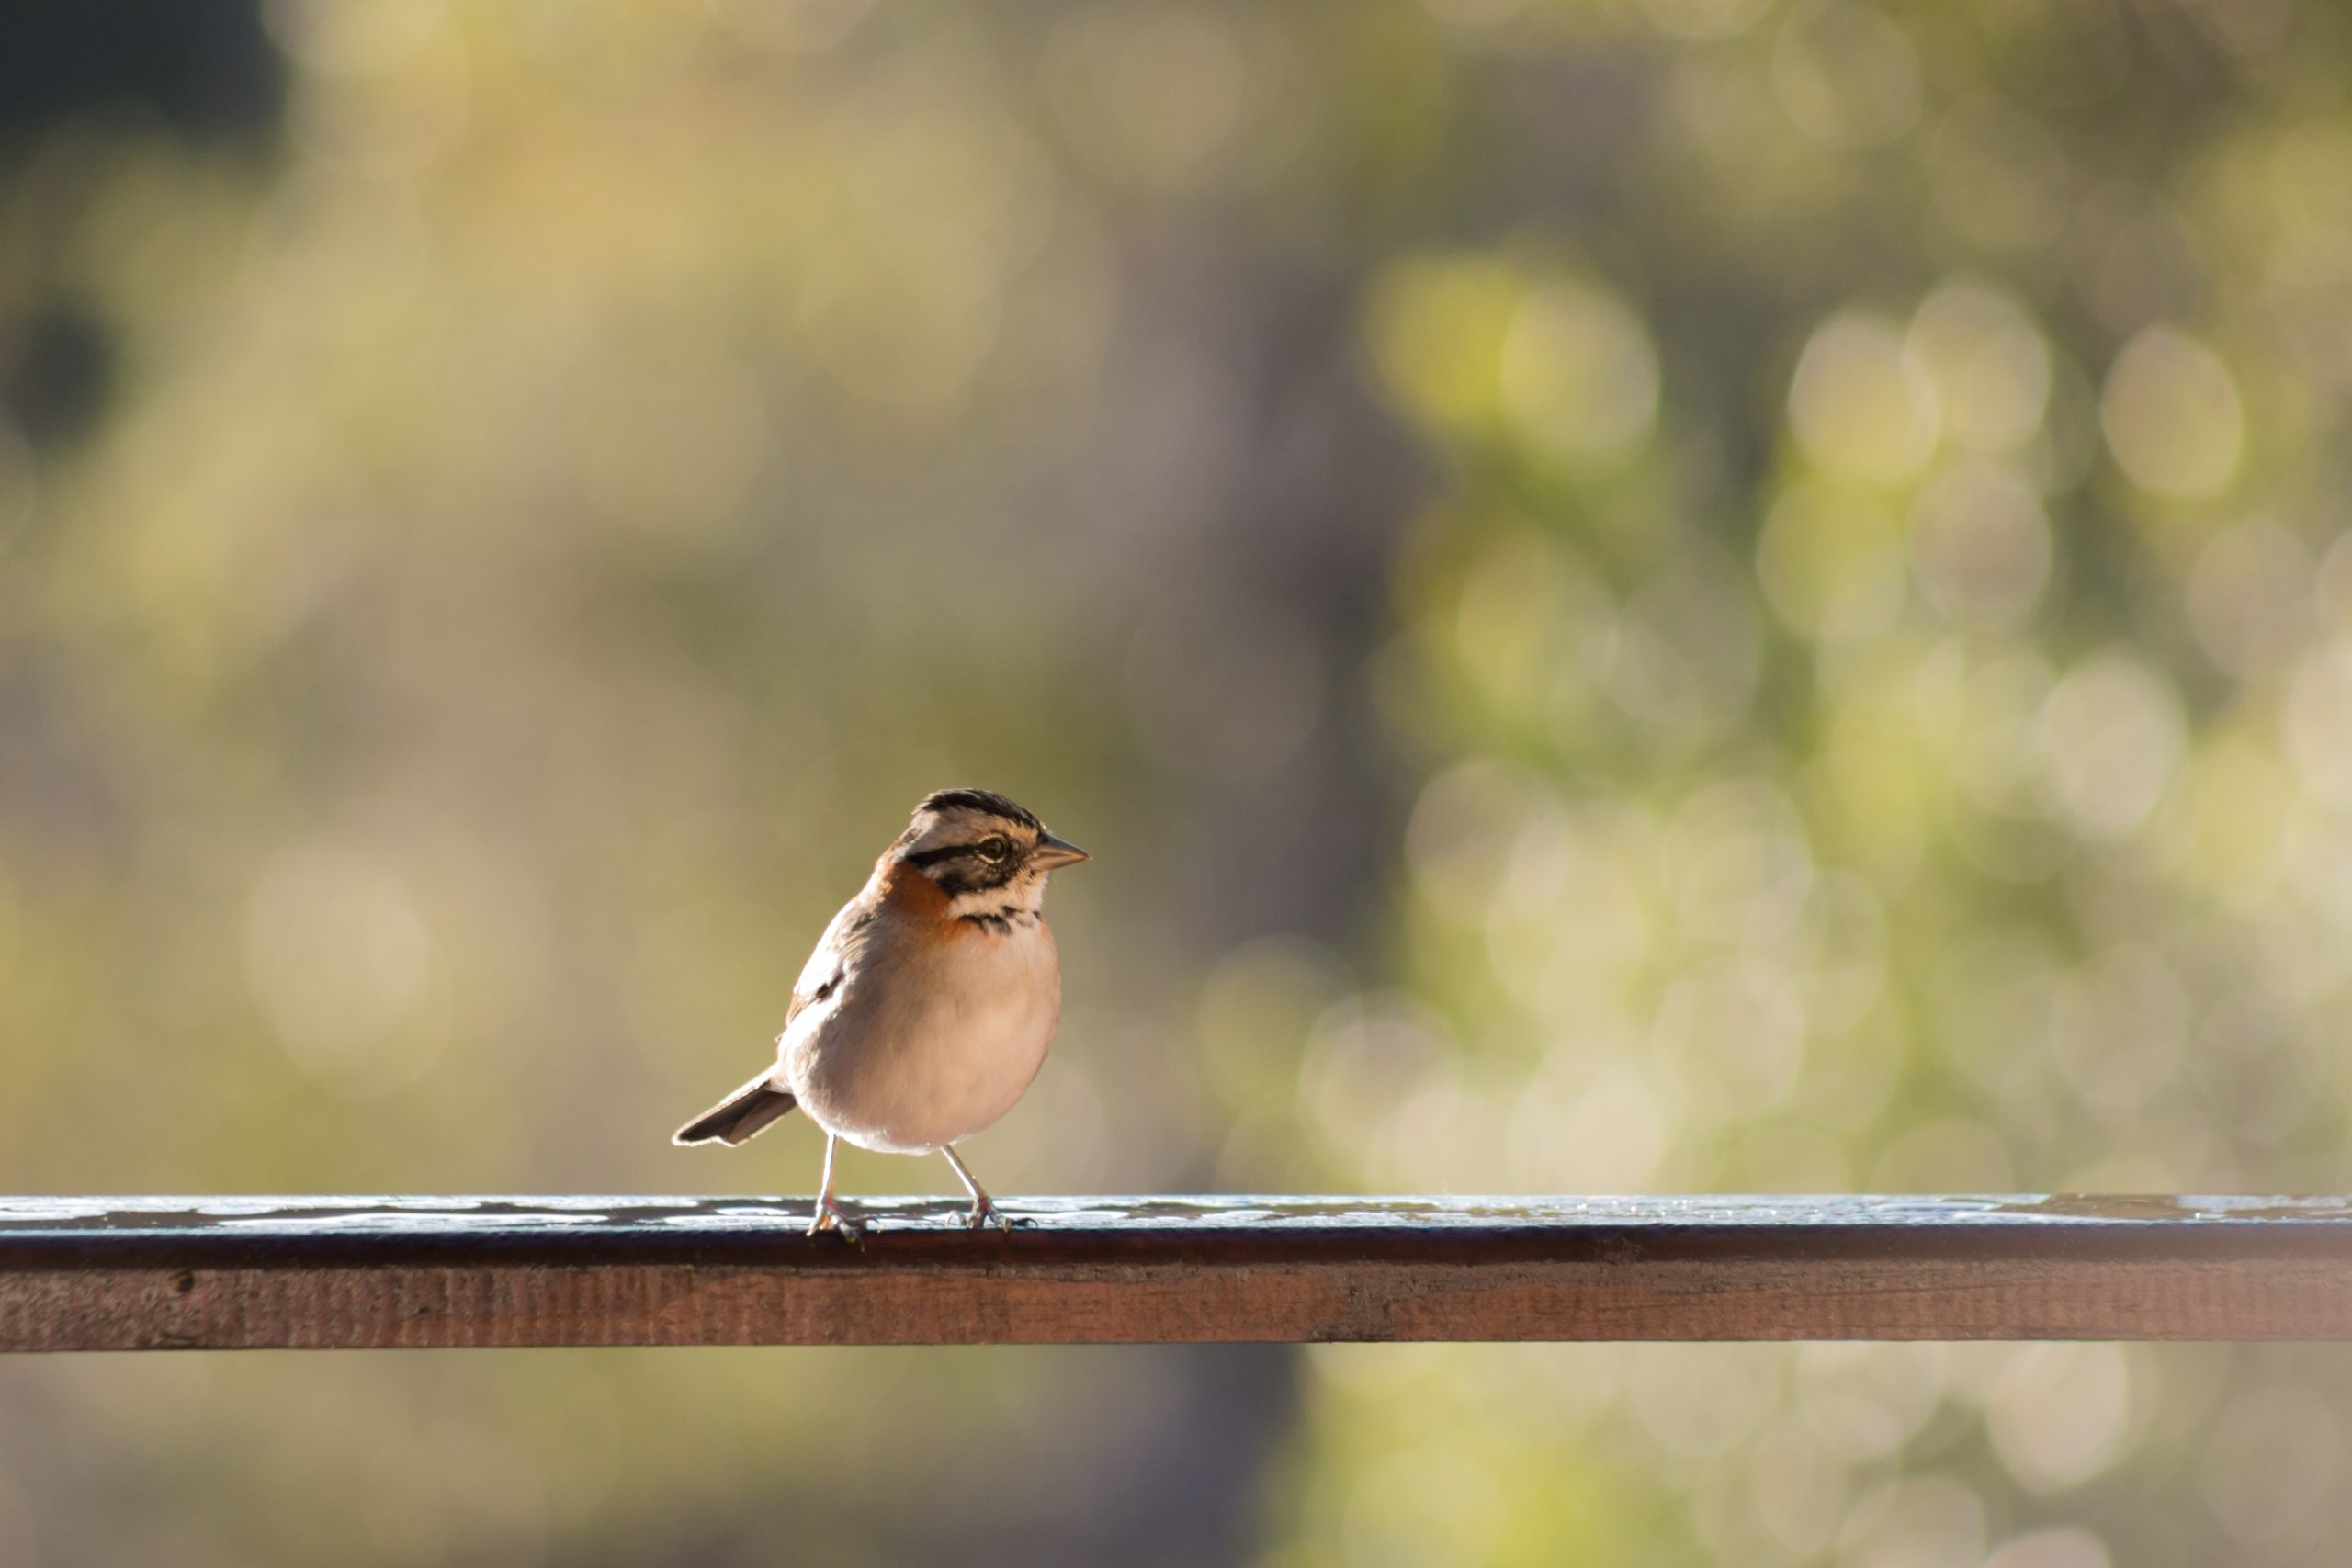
[2,0,2350,1562]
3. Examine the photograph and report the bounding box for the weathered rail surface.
[5,1194,2352,1350]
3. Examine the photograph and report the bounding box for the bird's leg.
[941,1145,1013,1234]
[808,1133,863,1242]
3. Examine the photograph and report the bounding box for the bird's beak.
[1030,830,1091,871]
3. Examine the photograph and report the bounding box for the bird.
[673,788,1090,1238]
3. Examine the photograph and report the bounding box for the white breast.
[784,915,1062,1156]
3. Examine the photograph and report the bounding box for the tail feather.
[673,1073,798,1146]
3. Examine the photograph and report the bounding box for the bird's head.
[894,788,1089,911]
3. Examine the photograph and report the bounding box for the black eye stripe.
[904,840,1021,870]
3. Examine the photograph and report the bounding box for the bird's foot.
[808,1195,865,1244]
[965,1195,1015,1235]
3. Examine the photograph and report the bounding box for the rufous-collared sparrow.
[673,789,1090,1237]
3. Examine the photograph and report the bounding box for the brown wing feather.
[677,874,902,1149]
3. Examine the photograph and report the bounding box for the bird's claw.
[808,1196,865,1244]
[965,1196,1014,1235]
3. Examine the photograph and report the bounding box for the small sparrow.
[673,789,1090,1237]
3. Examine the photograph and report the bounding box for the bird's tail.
[673,1073,798,1146]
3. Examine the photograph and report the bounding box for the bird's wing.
[778,903,876,1035]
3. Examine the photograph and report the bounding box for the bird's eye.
[976,836,1011,863]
